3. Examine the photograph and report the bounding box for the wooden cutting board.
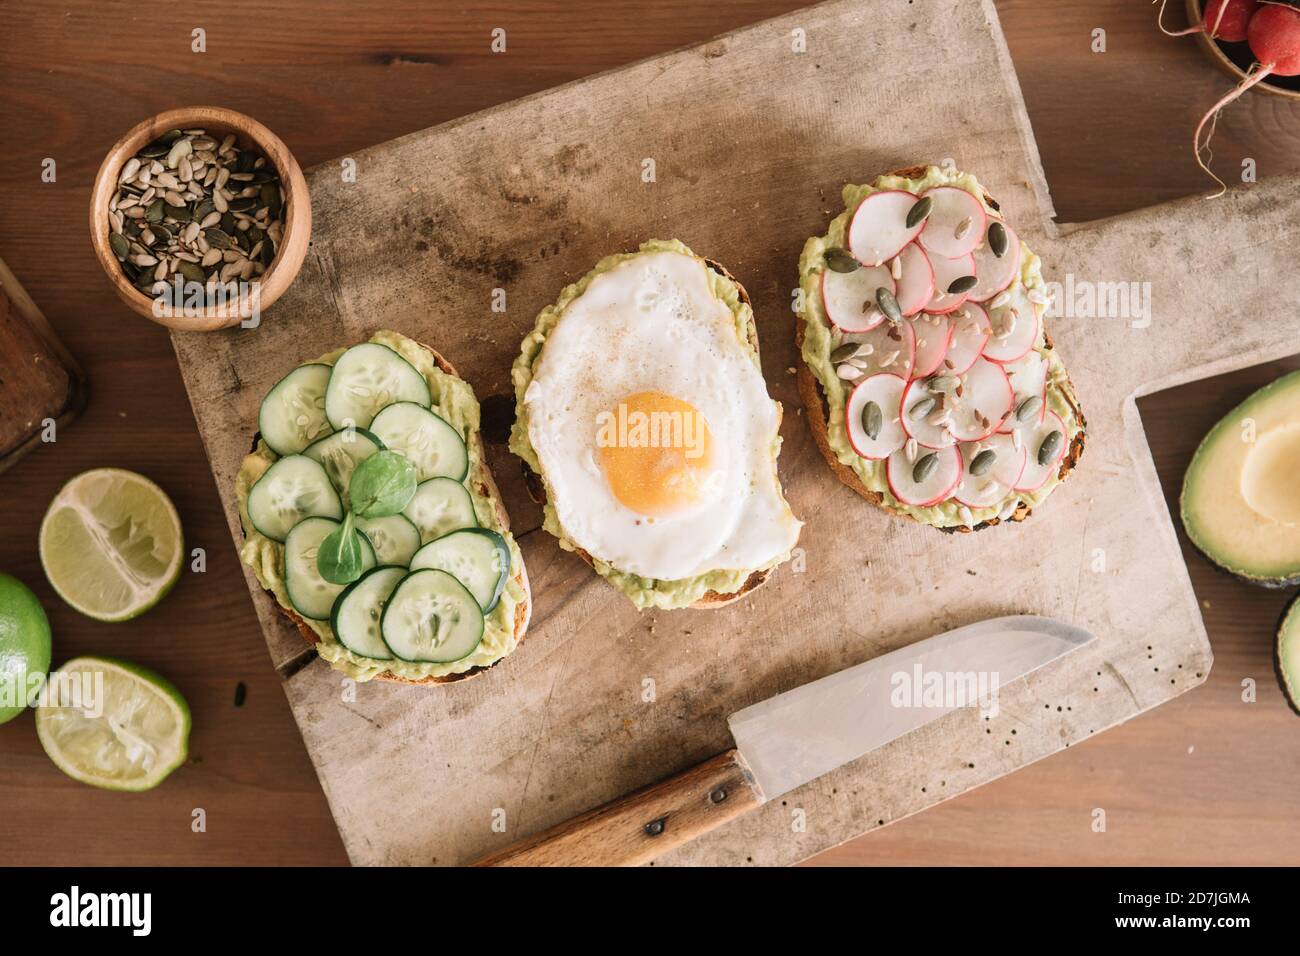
[171,0,1295,865]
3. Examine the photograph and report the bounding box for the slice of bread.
[797,165,1086,532]
[519,256,777,608]
[258,340,530,685]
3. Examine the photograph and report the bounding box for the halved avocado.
[1277,596,1300,716]
[1181,370,1300,587]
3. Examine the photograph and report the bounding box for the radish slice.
[925,250,977,314]
[946,357,1013,442]
[887,444,962,507]
[907,313,955,379]
[847,191,925,267]
[943,303,991,375]
[969,220,1021,302]
[999,351,1048,433]
[951,469,1008,509]
[845,373,907,460]
[838,319,916,380]
[982,287,1040,363]
[918,186,987,259]
[893,242,935,316]
[1013,410,1069,493]
[899,378,957,449]
[821,265,895,333]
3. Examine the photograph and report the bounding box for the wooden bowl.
[1185,0,1300,101]
[90,106,311,331]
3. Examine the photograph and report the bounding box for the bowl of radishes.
[1162,0,1300,193]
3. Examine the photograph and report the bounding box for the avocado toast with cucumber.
[237,330,530,684]
[796,164,1085,531]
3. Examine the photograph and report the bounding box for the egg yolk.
[596,391,715,517]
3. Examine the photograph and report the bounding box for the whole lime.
[0,573,53,724]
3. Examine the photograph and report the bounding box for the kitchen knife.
[475,615,1096,866]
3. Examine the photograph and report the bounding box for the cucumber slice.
[303,427,384,496]
[356,514,421,566]
[369,402,469,482]
[403,477,478,543]
[330,565,405,660]
[381,569,484,663]
[285,517,376,620]
[247,455,343,542]
[324,343,431,430]
[410,528,511,612]
[258,364,333,456]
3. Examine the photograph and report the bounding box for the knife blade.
[475,615,1096,866]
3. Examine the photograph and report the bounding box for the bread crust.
[520,255,776,608]
[797,166,1086,532]
[264,340,531,686]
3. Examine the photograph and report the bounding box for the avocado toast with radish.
[796,164,1085,531]
[237,330,530,684]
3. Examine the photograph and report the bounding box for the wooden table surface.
[1,0,1297,867]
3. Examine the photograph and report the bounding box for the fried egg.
[524,249,801,580]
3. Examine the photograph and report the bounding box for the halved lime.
[0,573,52,725]
[35,656,190,791]
[39,468,183,622]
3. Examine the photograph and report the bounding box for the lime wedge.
[39,469,183,622]
[0,574,52,725]
[35,656,190,791]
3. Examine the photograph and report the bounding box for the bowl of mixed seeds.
[91,106,311,331]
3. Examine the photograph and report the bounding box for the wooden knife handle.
[474,749,762,867]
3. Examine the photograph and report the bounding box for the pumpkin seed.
[905,195,933,229]
[927,375,957,393]
[144,199,164,223]
[259,239,276,267]
[876,287,902,325]
[988,221,1009,258]
[1037,430,1063,466]
[947,275,978,295]
[862,401,883,440]
[825,249,859,273]
[108,232,130,260]
[908,396,936,420]
[830,342,861,364]
[178,261,206,284]
[969,449,997,477]
[1015,395,1042,422]
[912,452,938,483]
[203,227,233,250]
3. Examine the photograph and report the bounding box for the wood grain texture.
[0,0,1296,867]
[475,750,762,866]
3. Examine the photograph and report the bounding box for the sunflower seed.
[905,195,933,229]
[862,401,883,440]
[905,437,918,462]
[119,158,141,183]
[1037,430,1063,465]
[201,248,223,267]
[165,137,192,169]
[913,452,938,483]
[959,506,975,527]
[890,255,902,280]
[836,363,864,382]
[947,275,978,295]
[825,248,859,273]
[954,216,972,240]
[969,449,997,476]
[1015,395,1042,422]
[987,220,1009,258]
[990,290,1012,310]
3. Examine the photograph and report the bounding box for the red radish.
[925,249,977,314]
[899,377,957,449]
[1158,0,1259,41]
[821,265,894,333]
[998,351,1048,434]
[847,191,925,266]
[845,373,907,460]
[1193,3,1300,195]
[944,303,992,374]
[1013,410,1069,493]
[918,186,987,259]
[946,357,1013,442]
[981,288,1040,364]
[893,242,935,316]
[969,220,1021,302]
[839,319,917,379]
[886,444,962,507]
[907,314,955,378]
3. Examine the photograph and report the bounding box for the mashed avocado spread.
[237,330,526,681]
[509,238,792,609]
[797,166,1082,527]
